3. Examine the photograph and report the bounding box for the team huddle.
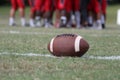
[9,0,107,30]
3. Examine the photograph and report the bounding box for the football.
[48,34,89,57]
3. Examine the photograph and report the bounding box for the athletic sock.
[44,18,49,28]
[96,20,102,30]
[29,19,35,27]
[35,16,41,27]
[9,17,15,26]
[88,16,93,27]
[60,16,67,25]
[21,18,26,26]
[75,11,81,28]
[101,14,105,24]
[101,14,105,29]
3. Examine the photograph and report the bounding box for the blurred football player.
[9,0,26,26]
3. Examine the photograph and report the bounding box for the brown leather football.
[48,34,89,57]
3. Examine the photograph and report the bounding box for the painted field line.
[0,52,55,58]
[0,30,56,35]
[0,30,120,37]
[0,52,120,60]
[83,55,120,60]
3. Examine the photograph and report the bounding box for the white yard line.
[0,52,120,60]
[83,55,120,60]
[0,30,55,35]
[0,52,55,58]
[0,30,120,37]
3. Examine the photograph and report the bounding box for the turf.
[0,5,120,80]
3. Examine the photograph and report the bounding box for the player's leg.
[49,1,55,27]
[80,0,89,27]
[28,0,36,27]
[59,0,73,28]
[54,0,60,28]
[9,0,17,26]
[54,0,66,28]
[94,0,102,30]
[48,0,54,28]
[17,0,26,26]
[59,0,67,27]
[34,0,43,27]
[87,0,94,27]
[43,0,53,28]
[101,0,107,29]
[65,0,74,28]
[74,0,81,28]
[87,11,93,27]
[88,0,102,29]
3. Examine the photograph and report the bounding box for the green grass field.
[0,5,120,80]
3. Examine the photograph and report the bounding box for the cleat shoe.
[9,22,16,26]
[102,24,105,29]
